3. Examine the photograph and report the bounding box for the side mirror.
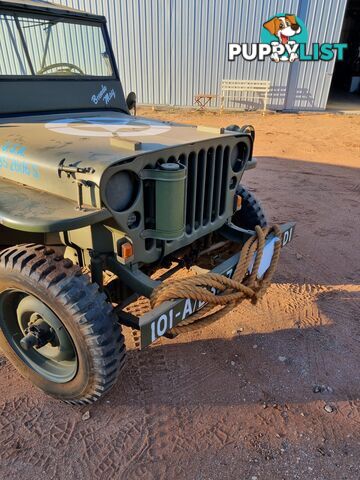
[126,92,137,116]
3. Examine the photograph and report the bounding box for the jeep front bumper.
[106,222,295,348]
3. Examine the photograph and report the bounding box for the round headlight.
[231,142,249,173]
[105,171,139,212]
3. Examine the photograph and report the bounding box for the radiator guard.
[100,133,253,264]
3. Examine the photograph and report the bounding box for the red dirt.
[1,110,359,480]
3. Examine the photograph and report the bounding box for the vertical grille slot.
[220,146,230,216]
[179,153,188,228]
[203,147,215,225]
[195,149,206,230]
[185,152,196,234]
[212,145,223,222]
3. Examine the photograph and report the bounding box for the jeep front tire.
[0,244,125,405]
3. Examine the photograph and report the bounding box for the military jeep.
[0,0,295,404]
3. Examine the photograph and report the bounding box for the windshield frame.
[0,8,120,81]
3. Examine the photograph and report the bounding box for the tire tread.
[232,185,267,229]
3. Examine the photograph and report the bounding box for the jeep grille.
[179,146,230,234]
[101,135,251,264]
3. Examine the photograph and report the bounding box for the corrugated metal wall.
[169,0,300,109]
[4,0,347,109]
[285,0,348,109]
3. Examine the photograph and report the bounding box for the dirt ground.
[0,110,360,480]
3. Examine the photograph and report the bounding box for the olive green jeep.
[0,0,295,404]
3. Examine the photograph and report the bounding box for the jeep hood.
[0,111,234,207]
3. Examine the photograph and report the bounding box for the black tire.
[232,185,267,229]
[0,244,126,405]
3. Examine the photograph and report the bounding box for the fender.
[0,177,111,233]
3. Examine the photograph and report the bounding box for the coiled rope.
[150,225,282,334]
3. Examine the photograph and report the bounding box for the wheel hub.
[20,316,58,351]
[0,290,78,383]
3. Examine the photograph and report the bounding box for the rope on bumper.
[150,225,282,334]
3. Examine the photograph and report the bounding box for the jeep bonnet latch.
[58,158,96,211]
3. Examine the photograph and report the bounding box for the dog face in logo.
[263,15,301,44]
[263,14,301,62]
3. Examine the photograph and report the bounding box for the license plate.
[139,222,295,348]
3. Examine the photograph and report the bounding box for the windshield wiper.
[21,21,53,28]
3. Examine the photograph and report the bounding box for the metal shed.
[4,0,353,110]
